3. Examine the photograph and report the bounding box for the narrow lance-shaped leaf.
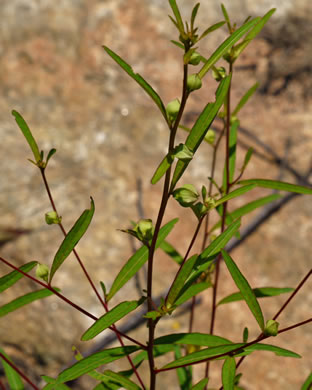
[166,255,197,308]
[232,9,276,61]
[151,152,174,184]
[175,282,211,307]
[175,345,193,390]
[241,146,253,173]
[244,343,301,358]
[0,288,60,317]
[171,76,231,190]
[301,372,312,390]
[0,349,24,390]
[232,82,259,116]
[154,332,233,347]
[81,298,144,341]
[191,3,200,32]
[198,18,260,79]
[191,378,209,390]
[161,344,245,369]
[103,46,167,121]
[221,250,265,331]
[168,0,185,35]
[56,346,139,384]
[12,110,41,163]
[106,218,178,301]
[221,3,232,32]
[214,184,256,208]
[222,356,236,390]
[0,261,37,293]
[218,287,294,305]
[210,194,281,232]
[184,219,241,289]
[198,21,226,41]
[101,370,141,390]
[160,240,183,265]
[49,198,95,283]
[238,179,312,195]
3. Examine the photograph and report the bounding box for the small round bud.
[205,129,215,145]
[134,219,154,241]
[45,211,62,225]
[264,319,279,337]
[173,184,199,208]
[212,66,226,81]
[166,99,180,122]
[187,74,202,92]
[36,263,49,283]
[189,52,201,66]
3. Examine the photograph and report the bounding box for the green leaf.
[46,148,57,165]
[191,3,200,32]
[101,370,141,390]
[301,372,312,390]
[244,343,301,358]
[241,147,253,173]
[222,356,236,390]
[151,152,174,184]
[168,0,185,35]
[103,46,167,121]
[175,345,192,390]
[175,282,211,306]
[0,261,37,293]
[154,333,233,347]
[232,83,259,116]
[49,198,95,283]
[218,287,294,305]
[198,18,259,79]
[238,179,312,195]
[0,288,60,317]
[0,349,24,390]
[81,299,144,341]
[214,184,256,208]
[198,21,226,41]
[106,218,178,301]
[191,378,209,390]
[232,9,276,61]
[166,255,198,308]
[161,344,245,369]
[160,241,183,265]
[56,346,139,383]
[12,110,41,163]
[210,194,281,232]
[221,250,264,331]
[171,76,231,190]
[221,4,231,32]
[171,40,184,50]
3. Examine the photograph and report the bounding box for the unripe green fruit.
[189,52,201,66]
[205,129,215,145]
[212,66,226,81]
[264,319,279,337]
[187,74,202,92]
[166,98,180,122]
[45,211,62,225]
[36,263,49,283]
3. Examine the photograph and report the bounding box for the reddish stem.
[0,352,39,390]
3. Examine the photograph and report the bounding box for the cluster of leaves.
[0,1,311,390]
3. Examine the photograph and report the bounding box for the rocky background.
[0,0,311,389]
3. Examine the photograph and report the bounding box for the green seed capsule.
[45,211,62,225]
[264,319,279,337]
[166,98,181,122]
[36,264,49,283]
[187,74,202,92]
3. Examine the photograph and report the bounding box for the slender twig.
[0,256,145,349]
[155,317,311,373]
[0,352,39,390]
[147,63,189,390]
[0,379,5,390]
[205,63,233,382]
[40,169,145,386]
